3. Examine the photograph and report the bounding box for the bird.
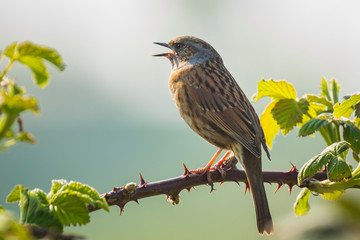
[153,36,273,235]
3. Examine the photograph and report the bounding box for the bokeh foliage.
[253,78,360,216]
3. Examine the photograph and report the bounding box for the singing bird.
[153,36,273,235]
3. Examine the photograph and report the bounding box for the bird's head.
[153,36,222,69]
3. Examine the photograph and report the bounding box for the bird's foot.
[190,166,214,191]
[210,151,232,179]
[189,148,223,192]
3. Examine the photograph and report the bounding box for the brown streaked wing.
[186,82,263,158]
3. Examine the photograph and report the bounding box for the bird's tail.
[236,148,273,235]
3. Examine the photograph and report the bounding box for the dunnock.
[154,36,273,235]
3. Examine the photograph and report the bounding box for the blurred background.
[1,0,360,239]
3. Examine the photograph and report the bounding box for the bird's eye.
[174,43,184,51]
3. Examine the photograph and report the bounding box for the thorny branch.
[88,155,328,213]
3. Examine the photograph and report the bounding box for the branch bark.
[88,155,327,213]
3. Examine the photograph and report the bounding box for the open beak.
[153,42,173,58]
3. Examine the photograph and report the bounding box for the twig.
[28,225,84,240]
[88,155,327,213]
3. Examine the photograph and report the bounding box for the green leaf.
[305,94,333,111]
[271,98,309,135]
[323,141,350,156]
[320,77,331,102]
[327,157,352,181]
[15,132,36,144]
[298,153,332,184]
[321,191,343,200]
[343,122,360,154]
[18,188,39,224]
[17,41,65,71]
[331,79,340,104]
[4,42,17,58]
[0,208,33,240]
[298,141,351,184]
[298,117,329,137]
[6,185,23,203]
[294,188,311,216]
[19,189,63,232]
[31,188,49,205]
[333,93,360,118]
[252,79,297,102]
[50,191,90,226]
[50,179,68,197]
[18,56,49,88]
[60,181,109,212]
[259,101,280,149]
[0,90,39,114]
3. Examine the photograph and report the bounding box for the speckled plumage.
[154,36,273,235]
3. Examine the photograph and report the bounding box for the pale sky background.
[1,1,360,239]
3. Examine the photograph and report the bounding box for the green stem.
[0,58,15,82]
[307,178,360,194]
[319,128,332,146]
[0,112,19,140]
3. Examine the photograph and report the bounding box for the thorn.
[186,188,191,192]
[288,184,294,195]
[233,179,240,187]
[116,202,126,215]
[209,184,216,193]
[182,163,191,177]
[275,183,283,193]
[104,193,109,198]
[133,198,139,204]
[166,195,169,200]
[244,182,249,195]
[264,179,272,186]
[287,162,298,173]
[219,181,224,186]
[139,172,146,188]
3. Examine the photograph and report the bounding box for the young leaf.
[298,117,329,137]
[333,93,360,118]
[294,188,311,216]
[0,208,33,240]
[50,179,68,196]
[343,122,360,154]
[305,94,333,111]
[0,90,39,114]
[252,79,297,102]
[50,191,90,226]
[321,191,343,200]
[259,101,280,149]
[327,157,352,181]
[6,185,23,203]
[3,42,17,58]
[18,56,49,88]
[320,78,331,101]
[271,98,309,135]
[323,141,350,156]
[298,153,332,185]
[31,188,49,205]
[18,188,40,224]
[15,132,36,144]
[331,79,340,104]
[17,41,65,71]
[61,181,109,212]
